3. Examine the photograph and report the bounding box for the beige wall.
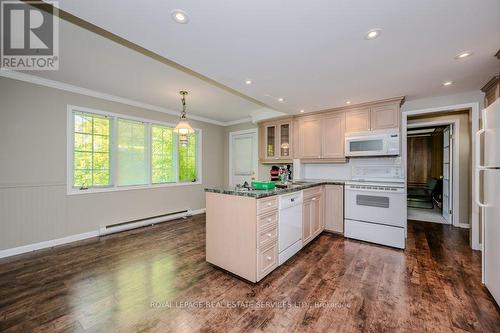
[0,77,225,250]
[408,112,472,225]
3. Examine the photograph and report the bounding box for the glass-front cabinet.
[260,118,293,162]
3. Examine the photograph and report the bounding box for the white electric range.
[344,165,406,249]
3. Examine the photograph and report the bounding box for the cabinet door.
[322,113,345,158]
[298,116,322,158]
[324,185,344,233]
[264,124,278,160]
[302,199,312,244]
[278,121,292,159]
[311,195,322,236]
[345,108,370,133]
[371,104,400,130]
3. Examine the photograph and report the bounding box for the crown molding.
[0,70,254,126]
[223,117,253,126]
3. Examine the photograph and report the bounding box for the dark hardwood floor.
[0,215,498,332]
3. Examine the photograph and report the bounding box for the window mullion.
[146,123,152,186]
[111,116,118,189]
[174,132,179,183]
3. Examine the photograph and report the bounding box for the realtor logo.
[1,0,59,70]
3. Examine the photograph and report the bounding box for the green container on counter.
[251,181,276,190]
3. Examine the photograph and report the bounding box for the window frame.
[67,105,202,195]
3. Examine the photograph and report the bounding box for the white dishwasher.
[278,191,303,265]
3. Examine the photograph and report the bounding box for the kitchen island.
[205,181,344,282]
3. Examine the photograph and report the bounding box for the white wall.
[0,77,225,250]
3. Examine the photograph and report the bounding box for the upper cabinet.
[259,118,293,162]
[297,116,322,159]
[345,107,370,133]
[345,101,401,133]
[322,113,346,159]
[295,112,345,161]
[259,97,404,163]
[481,74,500,108]
[371,103,400,130]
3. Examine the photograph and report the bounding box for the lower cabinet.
[302,186,324,246]
[206,193,278,283]
[206,185,343,283]
[324,185,344,233]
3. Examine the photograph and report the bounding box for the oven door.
[345,136,388,157]
[345,187,405,227]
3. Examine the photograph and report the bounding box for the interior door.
[230,130,257,187]
[442,126,453,224]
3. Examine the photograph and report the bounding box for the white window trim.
[66,105,203,195]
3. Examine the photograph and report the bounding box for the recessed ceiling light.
[245,80,252,85]
[443,81,453,86]
[278,98,284,102]
[171,9,189,24]
[455,51,472,59]
[346,101,351,105]
[300,109,305,113]
[364,29,381,40]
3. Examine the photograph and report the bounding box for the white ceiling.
[20,15,264,123]
[28,0,500,123]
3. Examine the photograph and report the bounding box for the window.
[68,106,201,194]
[179,132,197,182]
[73,111,111,188]
[151,125,175,184]
[117,119,148,186]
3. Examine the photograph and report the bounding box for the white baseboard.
[0,208,206,259]
[458,223,470,229]
[189,208,206,215]
[0,230,99,259]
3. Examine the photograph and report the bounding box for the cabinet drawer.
[303,186,322,199]
[258,225,278,249]
[257,211,278,230]
[257,196,278,215]
[258,243,278,279]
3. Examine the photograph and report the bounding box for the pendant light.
[174,90,194,146]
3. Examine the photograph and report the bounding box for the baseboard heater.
[99,209,192,236]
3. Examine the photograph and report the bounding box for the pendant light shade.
[174,91,194,146]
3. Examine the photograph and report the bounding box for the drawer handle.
[267,233,272,237]
[267,256,272,261]
[312,197,317,201]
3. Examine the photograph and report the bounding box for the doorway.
[406,125,452,224]
[229,129,258,187]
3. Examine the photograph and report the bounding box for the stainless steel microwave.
[345,129,400,157]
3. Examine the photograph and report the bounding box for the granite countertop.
[205,180,345,199]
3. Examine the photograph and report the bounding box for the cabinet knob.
[267,256,272,261]
[312,197,317,201]
[267,202,272,206]
[267,233,272,237]
[267,218,272,222]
